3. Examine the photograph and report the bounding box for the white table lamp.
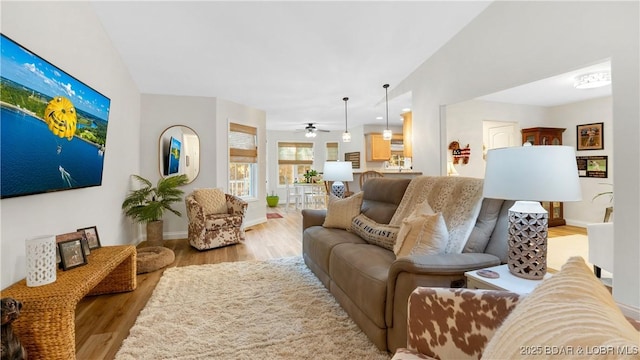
[483,145,581,279]
[322,161,353,198]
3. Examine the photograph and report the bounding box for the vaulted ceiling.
[92,1,611,133]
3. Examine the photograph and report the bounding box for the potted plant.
[122,174,189,246]
[303,169,318,183]
[266,191,279,208]
[592,183,613,222]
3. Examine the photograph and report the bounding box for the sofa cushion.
[303,226,366,277]
[482,256,640,359]
[323,192,364,230]
[351,214,400,251]
[394,213,449,257]
[204,213,243,230]
[330,243,396,328]
[463,198,504,253]
[361,178,411,224]
[193,188,227,215]
[390,177,484,254]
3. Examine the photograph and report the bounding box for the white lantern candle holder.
[25,235,57,287]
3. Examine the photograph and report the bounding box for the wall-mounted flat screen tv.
[166,137,181,175]
[1,34,111,199]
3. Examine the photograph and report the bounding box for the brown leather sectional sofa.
[302,177,514,352]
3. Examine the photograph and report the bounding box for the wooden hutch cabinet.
[521,127,566,227]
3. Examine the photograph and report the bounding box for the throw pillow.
[193,188,227,215]
[351,214,400,251]
[394,213,449,257]
[482,256,640,359]
[393,200,436,253]
[323,192,364,230]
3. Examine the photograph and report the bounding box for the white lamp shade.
[483,145,582,202]
[323,161,353,182]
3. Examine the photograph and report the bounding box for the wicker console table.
[1,245,136,360]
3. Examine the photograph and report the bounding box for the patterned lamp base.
[331,181,346,198]
[507,201,548,280]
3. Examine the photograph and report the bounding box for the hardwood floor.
[75,208,585,359]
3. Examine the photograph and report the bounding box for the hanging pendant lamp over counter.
[342,97,351,142]
[382,84,392,141]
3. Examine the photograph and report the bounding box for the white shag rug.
[116,257,391,360]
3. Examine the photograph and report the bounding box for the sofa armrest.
[225,194,248,216]
[391,253,501,276]
[403,287,521,360]
[385,253,502,350]
[302,209,326,230]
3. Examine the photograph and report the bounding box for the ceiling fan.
[296,123,330,138]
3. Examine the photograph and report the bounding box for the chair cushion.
[204,213,243,230]
[351,214,400,251]
[193,188,227,215]
[482,256,640,359]
[323,192,364,230]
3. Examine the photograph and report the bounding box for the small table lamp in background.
[323,161,353,198]
[483,144,582,279]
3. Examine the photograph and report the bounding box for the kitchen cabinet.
[402,112,412,158]
[521,127,566,227]
[366,133,403,161]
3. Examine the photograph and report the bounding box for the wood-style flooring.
[74,208,586,359]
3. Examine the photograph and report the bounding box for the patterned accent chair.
[185,190,248,250]
[391,287,521,360]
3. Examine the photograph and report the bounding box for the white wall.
[140,95,217,239]
[446,97,614,227]
[141,95,267,237]
[445,100,549,177]
[396,1,639,308]
[549,97,614,226]
[0,2,141,288]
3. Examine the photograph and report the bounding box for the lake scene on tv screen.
[1,34,111,199]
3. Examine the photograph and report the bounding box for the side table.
[465,264,551,294]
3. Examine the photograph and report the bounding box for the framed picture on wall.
[576,122,604,150]
[576,156,608,178]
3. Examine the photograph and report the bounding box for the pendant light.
[382,84,392,140]
[342,97,351,142]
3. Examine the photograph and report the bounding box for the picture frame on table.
[77,226,101,250]
[576,122,604,150]
[58,237,87,271]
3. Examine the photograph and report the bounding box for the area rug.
[547,234,589,272]
[267,212,283,219]
[115,257,390,360]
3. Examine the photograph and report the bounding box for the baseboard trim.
[618,301,640,321]
[245,217,267,228]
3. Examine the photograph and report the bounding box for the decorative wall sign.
[576,156,608,178]
[576,122,604,150]
[449,141,471,164]
[344,152,360,169]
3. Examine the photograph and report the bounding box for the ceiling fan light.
[342,131,351,142]
[574,71,611,89]
[305,130,316,138]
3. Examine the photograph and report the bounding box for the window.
[229,123,257,198]
[326,142,338,161]
[278,142,313,185]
